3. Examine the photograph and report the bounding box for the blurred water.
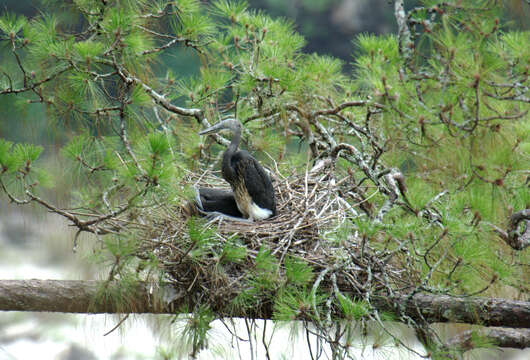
[0,205,160,359]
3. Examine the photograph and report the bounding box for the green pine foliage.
[180,306,215,357]
[337,295,370,321]
[231,246,279,311]
[187,218,217,260]
[284,256,313,286]
[0,140,15,172]
[219,237,247,264]
[273,286,324,321]
[254,245,278,273]
[0,12,27,35]
[211,0,248,22]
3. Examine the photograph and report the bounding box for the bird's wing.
[199,187,233,200]
[197,188,243,217]
[238,154,276,214]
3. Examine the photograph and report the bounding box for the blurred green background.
[1,0,527,146]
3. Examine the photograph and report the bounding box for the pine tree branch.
[394,0,414,65]
[490,209,530,250]
[446,328,530,351]
[371,293,530,329]
[0,280,159,314]
[0,280,528,332]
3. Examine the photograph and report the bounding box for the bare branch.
[394,0,414,65]
[1,280,529,331]
[491,209,530,250]
[446,328,530,351]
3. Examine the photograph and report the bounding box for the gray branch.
[394,0,414,64]
[446,327,530,351]
[0,280,529,331]
[491,209,530,250]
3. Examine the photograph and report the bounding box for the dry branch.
[1,280,529,333]
[373,293,530,329]
[446,328,530,351]
[491,209,530,250]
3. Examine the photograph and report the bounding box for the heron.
[199,118,276,221]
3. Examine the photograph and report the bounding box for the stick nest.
[134,164,413,314]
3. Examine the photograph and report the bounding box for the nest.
[193,169,348,249]
[133,163,413,315]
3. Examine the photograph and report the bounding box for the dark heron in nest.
[199,118,276,221]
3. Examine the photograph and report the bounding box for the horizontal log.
[447,327,530,350]
[372,293,530,329]
[0,279,529,331]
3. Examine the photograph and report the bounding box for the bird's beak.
[198,121,224,135]
[198,127,214,135]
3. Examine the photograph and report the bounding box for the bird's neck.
[222,125,241,182]
[227,124,241,154]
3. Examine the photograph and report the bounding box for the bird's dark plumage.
[198,187,242,217]
[237,152,276,215]
[182,187,242,218]
[199,118,276,221]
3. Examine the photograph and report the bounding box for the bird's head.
[198,118,241,135]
